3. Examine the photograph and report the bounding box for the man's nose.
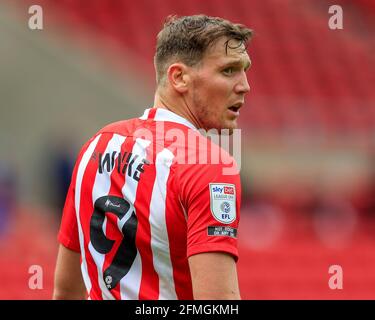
[235,73,250,94]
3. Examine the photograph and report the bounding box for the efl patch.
[209,183,236,224]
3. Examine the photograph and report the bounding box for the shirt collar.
[140,108,197,130]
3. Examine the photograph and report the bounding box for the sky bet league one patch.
[209,183,236,224]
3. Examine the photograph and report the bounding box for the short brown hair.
[154,15,253,85]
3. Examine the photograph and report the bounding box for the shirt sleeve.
[178,153,242,262]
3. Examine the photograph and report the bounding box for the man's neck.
[153,90,203,130]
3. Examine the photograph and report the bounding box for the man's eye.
[223,67,234,75]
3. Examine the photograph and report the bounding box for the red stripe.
[136,142,159,299]
[102,136,135,299]
[148,108,157,119]
[79,133,113,300]
[164,162,193,299]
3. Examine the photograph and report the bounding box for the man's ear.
[167,63,190,93]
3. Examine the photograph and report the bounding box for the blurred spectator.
[351,151,375,219]
[353,174,375,218]
[241,200,284,250]
[312,194,358,249]
[53,150,74,211]
[44,136,76,215]
[0,162,17,237]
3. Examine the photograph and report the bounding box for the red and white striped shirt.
[58,108,241,300]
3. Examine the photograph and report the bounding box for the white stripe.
[90,133,126,300]
[154,108,197,130]
[120,138,151,300]
[139,108,150,120]
[75,135,102,295]
[149,148,177,299]
[140,108,197,130]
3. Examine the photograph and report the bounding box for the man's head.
[154,15,253,132]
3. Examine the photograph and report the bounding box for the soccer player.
[53,14,252,300]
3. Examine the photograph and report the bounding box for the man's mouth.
[228,102,243,115]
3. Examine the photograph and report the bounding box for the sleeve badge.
[209,183,236,224]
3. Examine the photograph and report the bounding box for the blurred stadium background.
[0,0,374,299]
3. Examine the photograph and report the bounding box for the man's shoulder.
[184,132,235,161]
[97,117,142,137]
[171,132,239,177]
[76,117,143,156]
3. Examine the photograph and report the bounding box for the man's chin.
[215,127,235,136]
[223,121,238,135]
[205,120,238,135]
